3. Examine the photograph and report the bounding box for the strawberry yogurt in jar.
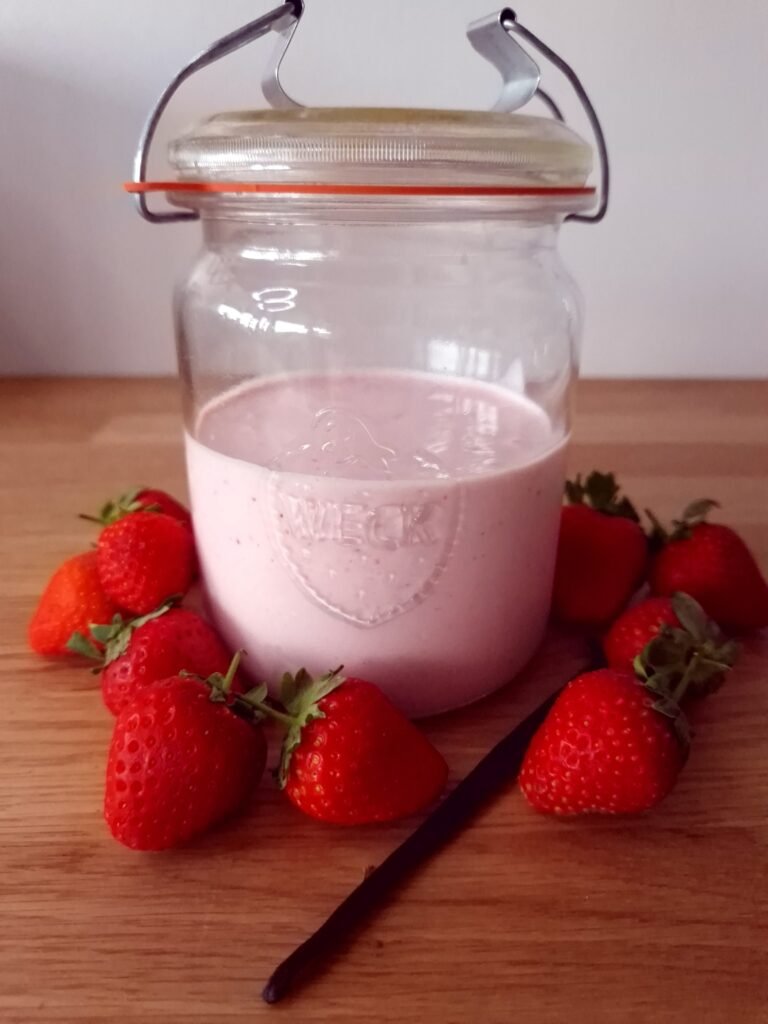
[128,5,606,715]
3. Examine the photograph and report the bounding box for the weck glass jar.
[128,7,606,716]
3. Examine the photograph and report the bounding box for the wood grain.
[0,378,766,1024]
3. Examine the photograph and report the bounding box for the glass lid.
[168,107,593,189]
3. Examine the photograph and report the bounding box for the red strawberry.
[104,657,265,850]
[69,603,237,715]
[133,489,192,529]
[85,487,192,530]
[28,552,118,655]
[603,592,738,694]
[603,596,681,671]
[520,627,735,816]
[551,471,648,627]
[648,499,768,631]
[520,668,683,815]
[96,510,196,615]
[260,669,448,825]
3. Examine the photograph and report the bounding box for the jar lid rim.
[167,107,593,190]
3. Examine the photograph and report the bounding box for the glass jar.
[155,107,593,716]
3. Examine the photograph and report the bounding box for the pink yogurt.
[185,370,567,716]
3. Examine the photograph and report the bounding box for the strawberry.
[96,510,196,615]
[520,668,683,815]
[551,471,648,627]
[104,656,266,850]
[69,603,237,715]
[261,669,448,825]
[28,551,118,656]
[132,489,192,529]
[648,499,768,631]
[520,626,736,816]
[85,487,192,530]
[603,596,680,671]
[603,592,738,694]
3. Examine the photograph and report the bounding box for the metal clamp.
[133,0,303,223]
[469,8,609,223]
[133,2,608,225]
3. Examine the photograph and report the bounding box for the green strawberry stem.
[241,698,294,728]
[203,649,247,704]
[216,650,241,695]
[196,651,297,730]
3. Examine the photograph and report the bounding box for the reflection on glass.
[216,303,269,332]
[274,320,309,335]
[426,339,501,382]
[240,248,325,263]
[216,303,329,339]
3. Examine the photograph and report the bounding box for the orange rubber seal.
[125,181,596,198]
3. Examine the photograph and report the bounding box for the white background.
[1,0,767,378]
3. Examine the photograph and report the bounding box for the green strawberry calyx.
[646,498,720,546]
[234,667,345,788]
[66,599,176,669]
[633,592,739,746]
[276,667,345,788]
[199,656,346,783]
[202,650,249,703]
[183,650,266,719]
[79,487,160,526]
[564,470,640,523]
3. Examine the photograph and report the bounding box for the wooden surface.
[1,379,767,1024]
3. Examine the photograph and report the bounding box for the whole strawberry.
[87,487,192,530]
[648,500,768,631]
[264,669,448,825]
[604,591,738,694]
[520,629,735,816]
[69,603,236,715]
[28,551,118,655]
[105,657,265,850]
[520,668,682,815]
[96,510,196,615]
[551,471,648,628]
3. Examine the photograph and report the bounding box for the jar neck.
[199,211,562,252]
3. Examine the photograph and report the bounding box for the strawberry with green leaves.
[28,551,118,656]
[603,591,738,688]
[520,622,737,816]
[104,654,266,851]
[86,487,192,530]
[69,602,237,715]
[551,471,648,628]
[261,669,448,825]
[648,500,768,631]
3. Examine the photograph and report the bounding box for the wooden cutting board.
[0,379,766,1024]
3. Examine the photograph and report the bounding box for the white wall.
[1,0,767,378]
